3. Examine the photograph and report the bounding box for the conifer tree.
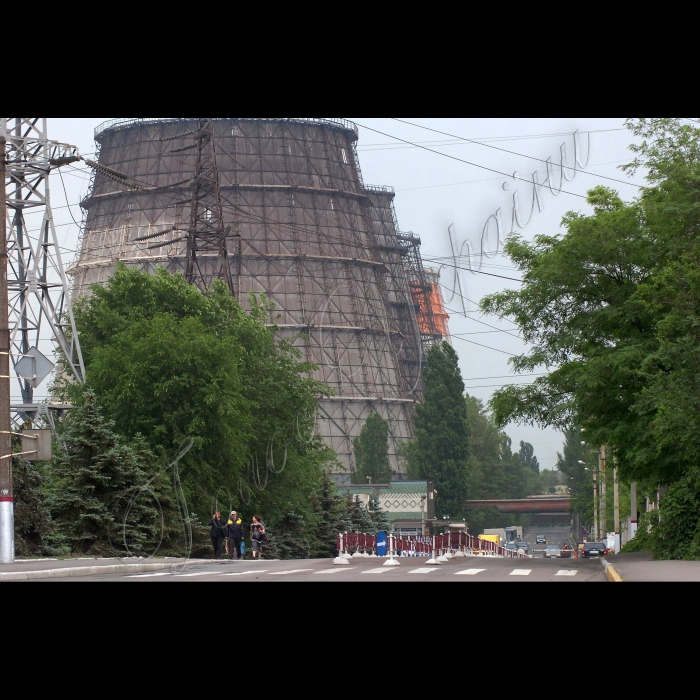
[311,469,351,558]
[262,511,314,560]
[409,342,471,520]
[49,391,164,556]
[368,494,393,534]
[352,413,392,484]
[12,458,53,557]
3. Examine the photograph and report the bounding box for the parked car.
[582,542,607,558]
[516,541,530,555]
[544,545,562,559]
[536,534,547,544]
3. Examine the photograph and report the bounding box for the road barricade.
[336,532,529,559]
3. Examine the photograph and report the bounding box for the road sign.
[376,531,388,557]
[21,429,52,461]
[14,347,54,389]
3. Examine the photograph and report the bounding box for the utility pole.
[0,135,14,564]
[630,482,638,541]
[614,455,620,554]
[593,472,599,542]
[600,445,607,540]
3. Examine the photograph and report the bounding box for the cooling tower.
[72,118,443,480]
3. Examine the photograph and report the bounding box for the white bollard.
[334,534,350,566]
[384,534,401,567]
[426,536,442,566]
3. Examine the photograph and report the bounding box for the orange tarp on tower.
[410,281,451,339]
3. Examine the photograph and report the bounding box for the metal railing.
[95,117,359,139]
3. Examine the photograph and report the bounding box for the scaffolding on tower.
[71,118,449,478]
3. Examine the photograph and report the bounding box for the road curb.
[0,562,173,582]
[602,558,623,583]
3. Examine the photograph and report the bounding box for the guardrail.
[336,532,530,560]
[94,117,359,139]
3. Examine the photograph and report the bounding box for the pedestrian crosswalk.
[455,569,487,576]
[128,566,581,580]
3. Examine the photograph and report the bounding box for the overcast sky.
[47,117,646,470]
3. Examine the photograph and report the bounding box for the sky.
[44,117,647,470]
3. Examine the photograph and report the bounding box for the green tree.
[310,469,352,558]
[480,119,700,558]
[408,343,471,520]
[49,391,168,556]
[518,442,540,475]
[12,458,53,557]
[262,511,315,560]
[61,264,332,524]
[344,494,375,534]
[368,494,393,535]
[352,413,392,484]
[556,429,595,528]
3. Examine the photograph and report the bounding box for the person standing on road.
[251,516,267,560]
[209,511,226,560]
[227,511,245,561]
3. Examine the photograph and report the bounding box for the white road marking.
[510,569,533,577]
[129,572,171,579]
[268,569,314,576]
[556,570,578,577]
[456,569,486,576]
[223,571,268,577]
[173,572,215,578]
[362,569,389,575]
[408,569,438,574]
[315,569,355,575]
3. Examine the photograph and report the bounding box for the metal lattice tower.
[72,118,444,479]
[185,118,235,295]
[1,118,85,424]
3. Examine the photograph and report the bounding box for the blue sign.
[376,531,388,557]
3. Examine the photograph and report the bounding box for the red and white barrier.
[334,531,529,566]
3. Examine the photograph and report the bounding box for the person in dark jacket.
[227,511,245,561]
[251,515,267,560]
[209,511,226,559]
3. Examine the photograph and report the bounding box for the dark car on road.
[582,542,607,558]
[536,535,547,544]
[516,541,530,555]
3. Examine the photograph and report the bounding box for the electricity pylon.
[185,118,235,295]
[1,118,86,424]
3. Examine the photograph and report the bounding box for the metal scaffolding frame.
[1,118,85,425]
[71,118,444,477]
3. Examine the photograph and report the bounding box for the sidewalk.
[0,557,200,581]
[606,552,700,582]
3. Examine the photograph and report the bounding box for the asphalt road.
[59,553,606,583]
[522,525,576,559]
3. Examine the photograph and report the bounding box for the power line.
[352,121,589,200]
[358,128,627,152]
[390,118,641,190]
[425,258,523,283]
[463,373,545,381]
[395,158,633,193]
[450,334,518,356]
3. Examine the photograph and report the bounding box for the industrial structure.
[1,118,85,427]
[71,118,450,479]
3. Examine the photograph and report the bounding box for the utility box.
[21,430,53,462]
